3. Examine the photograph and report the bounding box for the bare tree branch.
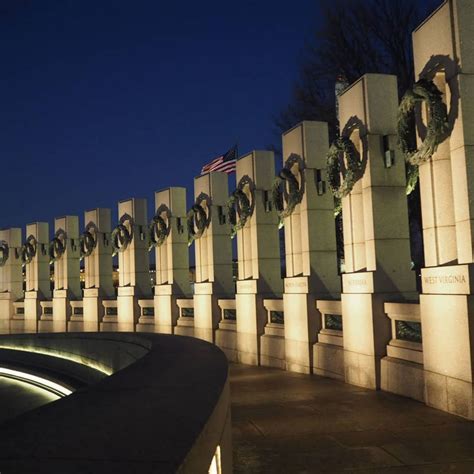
[274,0,441,141]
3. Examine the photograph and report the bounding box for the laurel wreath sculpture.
[80,223,98,259]
[187,194,211,246]
[111,216,134,257]
[49,230,67,264]
[227,175,255,239]
[327,135,365,200]
[149,205,171,250]
[21,235,37,265]
[398,79,449,166]
[0,240,9,267]
[398,79,449,194]
[271,154,305,226]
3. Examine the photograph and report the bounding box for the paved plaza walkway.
[230,364,474,473]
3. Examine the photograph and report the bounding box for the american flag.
[200,145,238,175]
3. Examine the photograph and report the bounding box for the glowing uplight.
[208,445,222,474]
[0,367,73,397]
[0,345,112,375]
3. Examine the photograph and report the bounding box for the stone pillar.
[82,208,114,331]
[116,198,151,332]
[192,172,234,343]
[234,151,282,365]
[339,74,417,389]
[153,187,191,334]
[0,228,23,333]
[24,222,50,333]
[413,0,474,419]
[50,216,81,332]
[281,121,340,374]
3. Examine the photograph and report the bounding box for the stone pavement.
[230,364,474,473]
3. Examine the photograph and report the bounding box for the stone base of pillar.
[193,326,214,343]
[312,300,344,380]
[38,300,54,333]
[136,320,155,333]
[194,283,221,343]
[381,356,425,403]
[344,348,382,389]
[82,289,104,332]
[235,336,257,365]
[175,319,194,337]
[235,282,267,366]
[67,319,84,332]
[424,369,473,420]
[24,292,41,333]
[68,301,84,332]
[341,271,397,389]
[52,290,70,332]
[10,318,25,333]
[283,277,320,374]
[260,323,286,369]
[342,291,389,389]
[117,286,141,332]
[420,267,474,420]
[23,320,37,333]
[38,318,54,333]
[82,319,100,332]
[216,320,237,362]
[313,341,345,381]
[100,317,118,332]
[154,286,181,334]
[100,299,119,332]
[0,293,14,334]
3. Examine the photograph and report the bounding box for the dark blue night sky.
[1,0,323,229]
[1,0,433,231]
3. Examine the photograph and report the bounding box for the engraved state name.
[347,279,367,285]
[424,274,467,285]
[285,281,306,288]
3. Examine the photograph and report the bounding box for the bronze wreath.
[398,78,449,167]
[80,223,98,259]
[271,154,305,225]
[227,175,255,238]
[111,215,134,256]
[187,204,208,246]
[327,135,364,199]
[49,229,67,264]
[149,205,171,250]
[21,235,37,265]
[0,240,9,267]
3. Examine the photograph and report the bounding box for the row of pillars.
[0,0,473,419]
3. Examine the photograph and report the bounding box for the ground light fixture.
[0,367,73,397]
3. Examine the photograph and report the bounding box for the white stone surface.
[281,122,341,373]
[0,228,22,333]
[82,208,114,331]
[152,187,191,334]
[50,216,81,332]
[116,198,151,332]
[192,173,233,343]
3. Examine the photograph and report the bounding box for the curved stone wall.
[0,333,231,473]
